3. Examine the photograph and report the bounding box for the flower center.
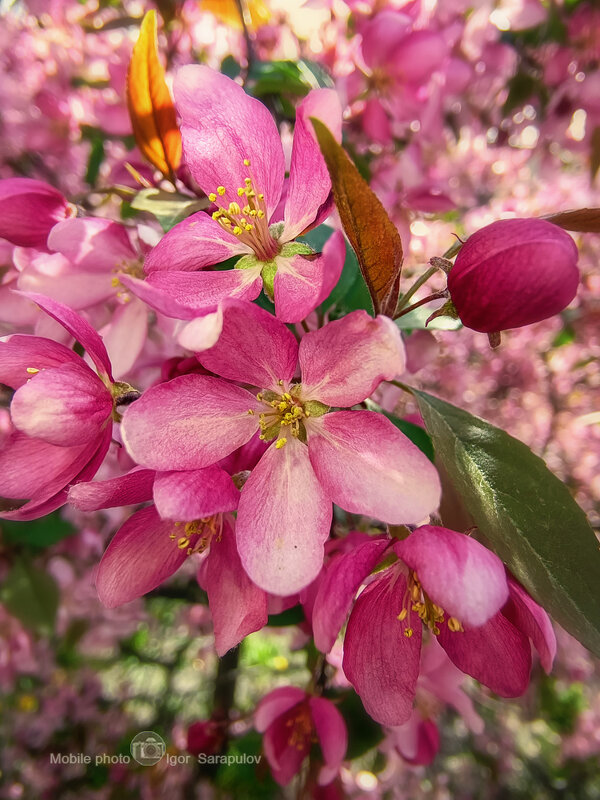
[397,571,464,638]
[255,387,307,447]
[208,158,280,262]
[169,514,222,556]
[285,703,313,751]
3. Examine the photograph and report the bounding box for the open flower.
[128,66,344,324]
[120,299,441,595]
[0,294,124,520]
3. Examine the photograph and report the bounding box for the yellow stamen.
[217,186,226,195]
[208,192,217,202]
[26,367,39,375]
[275,438,287,449]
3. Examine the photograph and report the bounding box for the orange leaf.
[544,207,600,233]
[311,118,403,317]
[200,0,271,31]
[127,10,182,179]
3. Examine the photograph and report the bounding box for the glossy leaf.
[544,207,600,233]
[412,388,600,657]
[131,188,208,232]
[127,10,182,179]
[311,118,403,317]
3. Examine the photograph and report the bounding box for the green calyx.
[236,243,315,300]
[304,399,329,418]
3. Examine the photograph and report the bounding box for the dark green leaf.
[85,136,105,187]
[1,512,74,548]
[385,414,435,463]
[412,389,600,657]
[267,604,305,627]
[0,558,59,635]
[336,691,384,759]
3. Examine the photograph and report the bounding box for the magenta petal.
[394,526,509,627]
[96,506,186,607]
[307,411,441,524]
[144,211,250,273]
[48,217,136,272]
[0,178,70,248]
[174,66,285,219]
[148,267,262,311]
[312,536,390,653]
[343,569,421,726]
[309,696,347,785]
[202,519,268,656]
[389,30,448,83]
[273,237,345,323]
[121,374,259,470]
[68,468,155,510]
[299,311,405,406]
[198,298,298,389]
[262,705,310,786]
[392,715,440,766]
[0,335,80,389]
[236,437,331,595]
[283,89,342,242]
[19,292,113,380]
[505,576,556,673]
[11,363,112,446]
[437,614,531,697]
[255,687,307,733]
[153,466,239,520]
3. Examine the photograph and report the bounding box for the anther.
[217,186,226,195]
[26,367,39,374]
[243,158,251,166]
[208,192,217,202]
[404,628,413,638]
[275,438,287,449]
[397,609,408,621]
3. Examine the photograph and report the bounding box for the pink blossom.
[120,299,441,595]
[0,178,72,249]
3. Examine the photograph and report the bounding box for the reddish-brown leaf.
[544,208,600,233]
[311,118,403,316]
[127,10,182,179]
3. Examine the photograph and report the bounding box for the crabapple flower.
[255,686,347,786]
[120,299,441,595]
[0,294,126,520]
[312,525,555,726]
[447,218,579,333]
[68,466,267,655]
[0,178,73,248]
[137,66,344,323]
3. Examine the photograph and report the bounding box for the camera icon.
[130,731,166,766]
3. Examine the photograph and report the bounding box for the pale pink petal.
[505,576,556,673]
[361,11,412,69]
[283,89,342,242]
[0,178,70,248]
[177,310,223,352]
[307,411,441,524]
[17,256,115,309]
[0,335,79,389]
[273,235,345,323]
[309,696,347,785]
[201,519,268,656]
[312,536,390,652]
[343,569,421,726]
[255,686,307,733]
[153,466,239,520]
[437,613,531,697]
[96,506,186,607]
[299,311,405,406]
[392,715,439,766]
[100,298,148,380]
[143,211,250,273]
[11,363,112,447]
[394,526,509,628]
[236,436,331,595]
[390,31,448,83]
[19,292,113,380]
[121,374,259,470]
[68,468,155,510]
[48,217,136,272]
[174,66,285,219]
[198,298,298,389]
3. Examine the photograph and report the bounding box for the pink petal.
[174,66,285,219]
[68,468,155,510]
[0,335,80,389]
[307,411,441,524]
[177,310,224,352]
[0,178,70,248]
[262,705,310,786]
[437,613,531,697]
[392,714,440,766]
[153,466,239,520]
[273,236,345,323]
[201,519,268,656]
[144,211,250,273]
[18,261,115,309]
[255,686,307,733]
[11,363,112,446]
[121,374,259,471]
[309,696,347,785]
[100,298,148,380]
[96,506,186,607]
[504,576,556,673]
[394,526,509,628]
[312,536,390,653]
[389,31,448,83]
[283,89,342,242]
[19,292,113,380]
[299,311,405,406]
[343,568,421,726]
[47,217,136,272]
[361,11,412,69]
[197,298,298,390]
[236,436,331,595]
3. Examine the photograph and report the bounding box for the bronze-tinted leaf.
[127,10,182,179]
[544,207,600,233]
[311,118,403,316]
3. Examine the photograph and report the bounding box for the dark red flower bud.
[186,719,227,757]
[447,218,579,332]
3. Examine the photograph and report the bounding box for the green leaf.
[336,690,384,759]
[0,558,59,635]
[131,188,208,232]
[386,414,435,463]
[394,304,462,331]
[267,604,305,627]
[85,135,105,187]
[412,389,600,657]
[248,59,333,100]
[1,512,74,548]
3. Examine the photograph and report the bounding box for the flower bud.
[447,218,579,333]
[0,178,72,248]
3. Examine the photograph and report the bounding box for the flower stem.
[395,265,440,313]
[393,289,449,320]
